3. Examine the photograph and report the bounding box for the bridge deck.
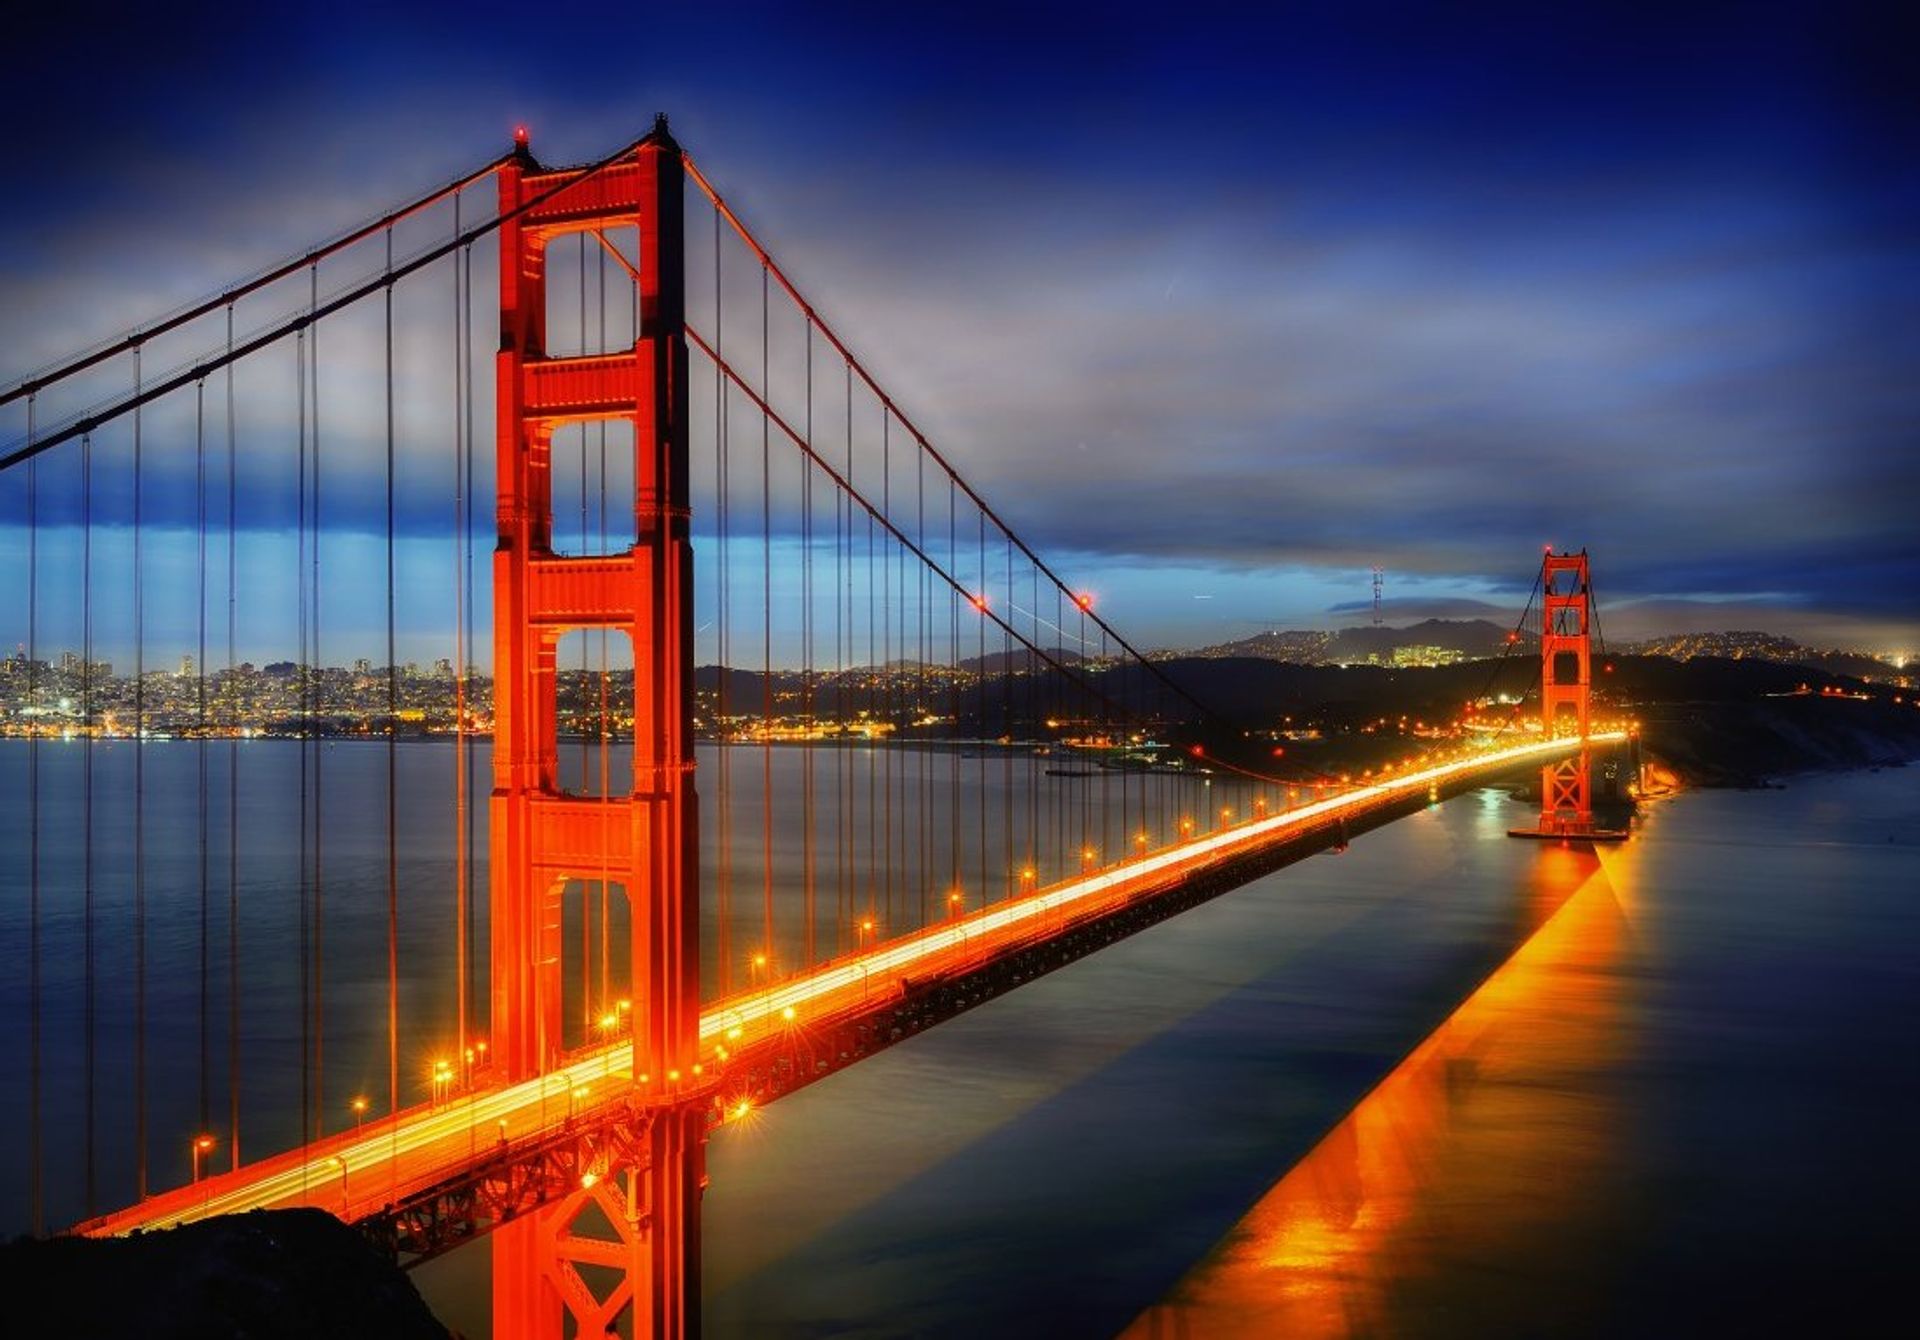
[77,734,1618,1240]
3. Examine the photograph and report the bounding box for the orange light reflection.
[1125,842,1635,1338]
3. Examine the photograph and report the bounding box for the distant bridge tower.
[1509,548,1625,842]
[1535,550,1592,834]
[489,116,702,1339]
[1371,564,1384,626]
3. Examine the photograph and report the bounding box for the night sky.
[4,1,1915,660]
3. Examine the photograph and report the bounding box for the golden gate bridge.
[0,117,1623,1336]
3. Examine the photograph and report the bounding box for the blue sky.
[3,1,1916,663]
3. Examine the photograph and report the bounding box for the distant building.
[1390,645,1466,668]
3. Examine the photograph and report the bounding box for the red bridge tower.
[489,116,702,1338]
[1511,548,1625,842]
[1536,549,1593,834]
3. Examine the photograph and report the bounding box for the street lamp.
[431,1060,453,1106]
[329,1155,349,1213]
[191,1134,216,1185]
[350,1096,368,1132]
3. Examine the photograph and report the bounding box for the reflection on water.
[398,771,1920,1334]
[1126,842,1637,1339]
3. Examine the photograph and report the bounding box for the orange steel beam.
[489,115,701,1340]
[1534,550,1595,836]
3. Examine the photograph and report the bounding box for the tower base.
[1507,823,1629,843]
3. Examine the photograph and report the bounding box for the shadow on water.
[1124,842,1635,1338]
[417,771,1920,1336]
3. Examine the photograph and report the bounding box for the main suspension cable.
[682,154,1216,724]
[2,129,663,471]
[1,151,515,407]
[688,326,1147,723]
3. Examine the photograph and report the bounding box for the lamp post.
[329,1155,348,1214]
[350,1095,368,1133]
[191,1134,216,1186]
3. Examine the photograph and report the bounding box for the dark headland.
[0,1209,450,1340]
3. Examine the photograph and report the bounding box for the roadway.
[79,731,1622,1238]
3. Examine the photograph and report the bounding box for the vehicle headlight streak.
[696,732,1627,1040]
[94,733,1617,1234]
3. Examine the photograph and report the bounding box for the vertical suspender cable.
[1028,562,1038,879]
[1003,535,1013,898]
[837,363,850,948]
[714,209,731,995]
[761,263,774,967]
[880,411,893,924]
[295,318,311,1165]
[452,197,470,1063]
[801,324,815,967]
[309,263,325,1134]
[134,347,148,1199]
[947,478,959,899]
[385,227,400,1114]
[226,304,240,1170]
[579,235,592,1033]
[917,437,929,923]
[26,397,42,1233]
[866,413,878,928]
[81,427,95,1216]
[976,510,987,902]
[196,379,209,1135]
[461,242,477,1045]
[591,235,606,1005]
[575,234,590,813]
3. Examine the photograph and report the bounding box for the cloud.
[2,3,1916,660]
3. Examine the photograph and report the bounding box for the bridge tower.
[489,117,703,1338]
[1512,548,1601,839]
